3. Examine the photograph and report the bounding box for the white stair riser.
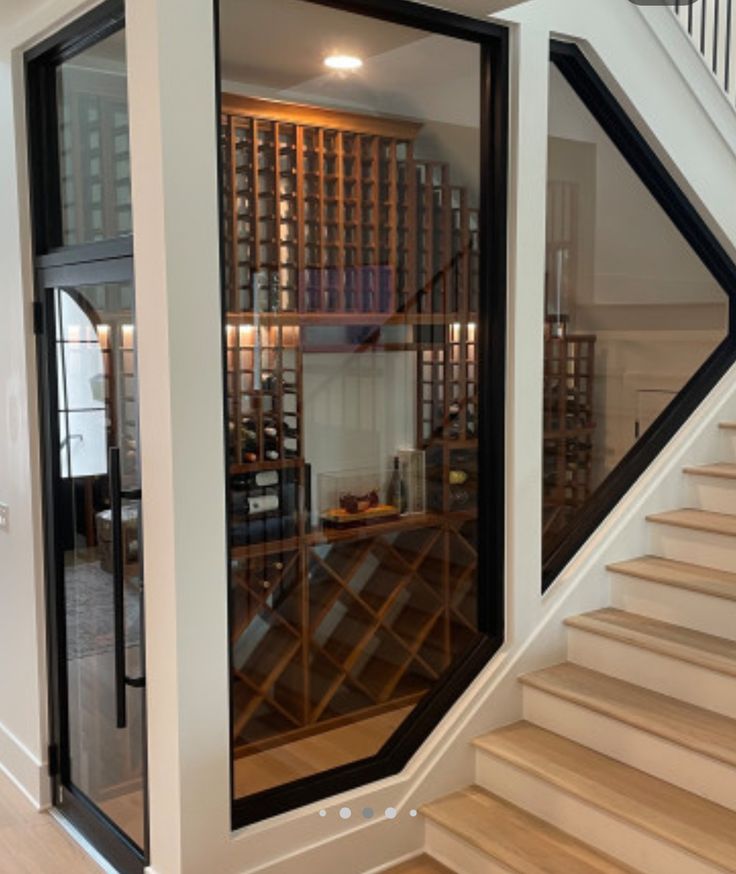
[521,686,736,812]
[566,626,736,718]
[475,752,724,874]
[718,431,736,459]
[649,524,736,574]
[611,574,736,641]
[424,823,513,874]
[687,475,736,515]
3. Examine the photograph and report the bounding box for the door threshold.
[50,808,122,874]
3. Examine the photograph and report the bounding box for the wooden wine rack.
[543,334,596,550]
[220,95,482,759]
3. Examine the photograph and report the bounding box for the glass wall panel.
[542,63,729,561]
[219,0,486,803]
[56,29,131,246]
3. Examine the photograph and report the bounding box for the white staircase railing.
[672,0,736,98]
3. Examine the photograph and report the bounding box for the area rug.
[65,562,141,659]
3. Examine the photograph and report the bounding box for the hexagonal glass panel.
[218,0,500,817]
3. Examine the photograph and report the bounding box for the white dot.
[339,807,352,820]
[319,810,327,817]
[385,807,397,819]
[409,809,418,817]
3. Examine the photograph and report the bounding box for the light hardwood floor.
[234,705,415,797]
[0,770,101,874]
[386,856,453,874]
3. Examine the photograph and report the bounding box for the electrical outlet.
[0,503,8,532]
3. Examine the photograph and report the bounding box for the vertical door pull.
[109,446,128,729]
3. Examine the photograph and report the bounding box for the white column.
[125,1,231,871]
[499,16,550,642]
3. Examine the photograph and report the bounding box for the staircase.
[388,419,736,873]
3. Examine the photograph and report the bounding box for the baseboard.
[0,718,50,810]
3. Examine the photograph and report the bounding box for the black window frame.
[543,40,736,590]
[212,0,510,829]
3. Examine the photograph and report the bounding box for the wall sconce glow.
[324,54,363,71]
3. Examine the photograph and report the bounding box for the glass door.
[39,258,147,874]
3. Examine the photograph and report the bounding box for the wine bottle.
[263,418,279,439]
[282,419,299,439]
[248,494,279,515]
[386,456,406,513]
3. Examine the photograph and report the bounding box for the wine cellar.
[220,95,483,763]
[542,334,596,551]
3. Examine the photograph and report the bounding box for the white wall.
[0,49,48,808]
[549,64,723,310]
[303,351,416,523]
[0,0,105,809]
[2,2,736,874]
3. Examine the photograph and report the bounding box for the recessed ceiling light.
[324,54,363,71]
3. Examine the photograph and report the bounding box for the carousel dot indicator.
[385,807,397,819]
[339,807,352,820]
[362,807,374,819]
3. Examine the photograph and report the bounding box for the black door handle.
[109,446,128,729]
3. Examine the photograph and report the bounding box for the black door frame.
[36,254,148,874]
[26,2,148,871]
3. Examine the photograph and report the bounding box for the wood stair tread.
[647,507,736,536]
[384,856,454,874]
[565,607,736,676]
[684,461,736,479]
[518,662,736,767]
[421,785,642,874]
[607,555,736,601]
[473,722,736,872]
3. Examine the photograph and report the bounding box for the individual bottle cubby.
[543,335,596,546]
[417,322,477,446]
[226,323,302,467]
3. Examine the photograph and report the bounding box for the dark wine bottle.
[386,456,406,513]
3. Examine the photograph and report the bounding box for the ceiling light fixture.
[324,54,363,71]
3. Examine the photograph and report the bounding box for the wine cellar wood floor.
[0,770,102,874]
[386,857,453,874]
[234,704,414,797]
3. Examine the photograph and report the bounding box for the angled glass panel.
[542,62,728,562]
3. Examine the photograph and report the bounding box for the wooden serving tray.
[321,504,400,529]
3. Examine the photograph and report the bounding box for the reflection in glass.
[542,64,729,559]
[219,0,485,801]
[54,284,144,848]
[57,29,131,246]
